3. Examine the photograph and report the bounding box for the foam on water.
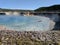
[0,15,55,31]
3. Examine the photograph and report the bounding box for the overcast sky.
[0,0,60,10]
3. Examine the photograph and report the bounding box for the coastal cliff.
[34,5,60,30]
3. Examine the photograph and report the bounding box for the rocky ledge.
[0,30,60,45]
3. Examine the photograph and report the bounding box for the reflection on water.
[0,15,55,31]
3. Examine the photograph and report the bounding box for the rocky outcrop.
[53,21,60,30]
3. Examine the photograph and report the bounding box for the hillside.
[35,5,60,12]
[0,8,33,12]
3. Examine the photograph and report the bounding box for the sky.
[0,0,60,10]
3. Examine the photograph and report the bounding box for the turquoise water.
[0,15,55,31]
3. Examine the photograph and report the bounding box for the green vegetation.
[35,5,60,12]
[0,8,33,12]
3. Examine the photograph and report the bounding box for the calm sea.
[0,15,53,31]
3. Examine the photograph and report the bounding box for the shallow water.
[0,15,55,31]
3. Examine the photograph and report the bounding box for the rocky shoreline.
[0,30,60,45]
